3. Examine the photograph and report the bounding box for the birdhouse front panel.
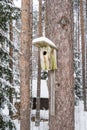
[40,47,57,71]
[40,47,49,70]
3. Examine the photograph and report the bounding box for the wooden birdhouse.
[33,36,57,116]
[32,37,57,71]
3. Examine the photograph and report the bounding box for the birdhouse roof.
[32,37,57,50]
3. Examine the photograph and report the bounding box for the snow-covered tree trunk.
[80,0,87,111]
[9,19,13,118]
[46,0,74,130]
[20,0,32,129]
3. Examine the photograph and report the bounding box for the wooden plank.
[50,70,55,116]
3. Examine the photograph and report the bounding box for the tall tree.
[0,0,20,129]
[85,0,87,111]
[9,19,13,118]
[73,0,82,101]
[35,0,42,126]
[20,0,32,130]
[46,0,74,130]
[80,0,87,110]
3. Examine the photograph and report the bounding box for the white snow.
[14,0,21,8]
[32,37,57,50]
[33,0,39,11]
[13,79,87,130]
[13,26,20,33]
[75,101,87,130]
[14,120,20,130]
[1,105,9,115]
[14,110,49,130]
[30,110,49,130]
[14,0,39,9]
[31,110,49,120]
[31,121,49,130]
[14,100,87,130]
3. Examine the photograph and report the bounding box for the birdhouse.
[32,37,57,71]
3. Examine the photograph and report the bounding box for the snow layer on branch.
[4,96,17,113]
[0,0,18,8]
[13,25,20,33]
[0,78,13,88]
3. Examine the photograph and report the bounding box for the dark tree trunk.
[9,19,13,116]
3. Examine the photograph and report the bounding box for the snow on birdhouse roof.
[32,36,57,50]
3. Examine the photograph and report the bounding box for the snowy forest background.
[0,0,87,130]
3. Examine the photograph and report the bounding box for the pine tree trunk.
[80,0,87,111]
[35,0,42,126]
[9,20,13,116]
[85,0,87,111]
[46,0,74,130]
[20,0,32,129]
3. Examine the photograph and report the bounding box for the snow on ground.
[31,110,49,120]
[13,80,87,130]
[31,121,49,130]
[14,120,20,130]
[30,106,49,130]
[14,79,49,130]
[14,100,87,130]
[14,110,49,130]
[30,110,49,130]
[75,100,87,130]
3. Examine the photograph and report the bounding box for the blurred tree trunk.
[9,19,13,130]
[8,1,13,120]
[35,0,42,126]
[85,0,87,111]
[46,0,74,130]
[80,0,87,111]
[20,0,32,129]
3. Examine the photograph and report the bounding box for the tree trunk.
[20,0,32,129]
[9,19,13,130]
[9,20,13,116]
[80,0,87,111]
[35,0,42,126]
[85,0,87,111]
[46,0,74,130]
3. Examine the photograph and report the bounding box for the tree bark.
[46,0,74,130]
[9,20,13,115]
[80,0,87,111]
[85,0,87,111]
[35,0,42,126]
[20,0,32,129]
